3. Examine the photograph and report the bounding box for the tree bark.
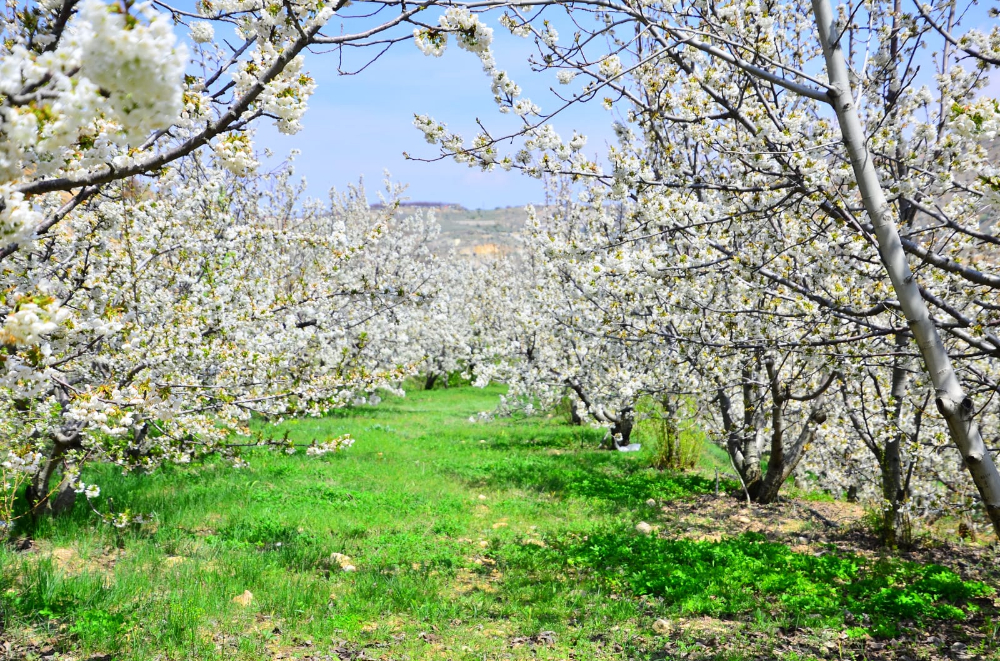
[567,379,594,427]
[719,363,765,492]
[610,407,635,448]
[881,332,911,546]
[659,395,681,467]
[754,402,826,504]
[740,364,765,487]
[812,0,1000,538]
[424,372,438,391]
[27,440,77,517]
[754,357,792,503]
[751,359,835,503]
[569,395,584,425]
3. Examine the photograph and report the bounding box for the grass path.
[1,386,996,660]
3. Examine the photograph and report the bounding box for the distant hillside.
[386,203,540,259]
[372,201,468,210]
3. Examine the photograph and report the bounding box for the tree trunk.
[48,474,78,516]
[751,359,834,504]
[719,367,765,493]
[753,357,791,503]
[881,333,910,547]
[740,364,764,487]
[611,407,635,447]
[812,0,1000,538]
[754,403,826,504]
[660,395,680,467]
[567,379,593,427]
[424,372,438,391]
[719,388,744,469]
[27,441,77,517]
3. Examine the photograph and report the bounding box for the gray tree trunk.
[753,358,829,504]
[27,440,77,517]
[881,333,911,546]
[812,0,1000,537]
[720,363,765,492]
[740,364,765,487]
[570,398,584,425]
[610,407,635,448]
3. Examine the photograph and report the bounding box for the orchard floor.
[2,386,999,661]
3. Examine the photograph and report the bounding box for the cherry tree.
[0,0,537,527]
[406,255,483,390]
[411,0,1000,537]
[1,154,457,525]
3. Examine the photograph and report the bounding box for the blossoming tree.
[411,0,1000,539]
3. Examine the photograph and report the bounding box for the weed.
[633,396,701,471]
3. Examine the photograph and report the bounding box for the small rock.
[232,590,253,606]
[478,494,488,500]
[737,515,751,524]
[330,552,355,571]
[636,522,653,535]
[652,619,671,635]
[535,630,557,646]
[645,498,657,507]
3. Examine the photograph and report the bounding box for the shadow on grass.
[494,530,995,638]
[306,404,403,420]
[449,450,716,509]
[482,423,607,450]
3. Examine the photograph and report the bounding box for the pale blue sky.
[255,27,617,209]
[196,5,998,209]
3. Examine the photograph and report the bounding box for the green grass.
[0,386,995,660]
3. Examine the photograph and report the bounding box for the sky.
[206,4,999,210]
[254,23,618,210]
